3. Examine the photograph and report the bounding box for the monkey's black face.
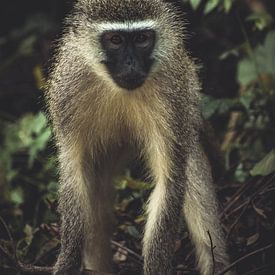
[100,30,156,90]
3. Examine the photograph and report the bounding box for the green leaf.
[190,0,202,10]
[255,31,275,75]
[250,149,275,176]
[10,187,24,205]
[237,31,275,85]
[223,0,233,13]
[239,89,256,110]
[0,112,52,176]
[246,12,273,31]
[32,112,48,134]
[237,58,257,86]
[18,35,36,56]
[219,47,240,60]
[235,163,249,182]
[28,127,52,167]
[204,0,220,14]
[127,226,140,239]
[23,224,34,245]
[201,95,237,119]
[201,96,221,118]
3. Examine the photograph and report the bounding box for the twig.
[0,215,17,261]
[223,175,274,219]
[0,250,49,273]
[0,240,53,273]
[0,244,113,275]
[0,244,18,267]
[220,178,252,218]
[227,200,250,239]
[225,199,249,218]
[242,261,275,275]
[217,242,275,275]
[0,217,129,274]
[111,240,143,263]
[0,216,111,274]
[207,231,216,275]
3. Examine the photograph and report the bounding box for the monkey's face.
[100,30,156,90]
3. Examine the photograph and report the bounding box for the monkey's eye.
[102,32,124,50]
[134,31,154,48]
[135,34,148,43]
[110,34,123,45]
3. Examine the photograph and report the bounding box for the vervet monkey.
[46,0,230,274]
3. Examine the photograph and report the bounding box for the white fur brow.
[94,20,156,32]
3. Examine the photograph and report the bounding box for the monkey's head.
[70,0,185,91]
[99,28,156,90]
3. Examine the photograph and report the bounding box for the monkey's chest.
[86,95,168,147]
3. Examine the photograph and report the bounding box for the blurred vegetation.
[0,0,275,274]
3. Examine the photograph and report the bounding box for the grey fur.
[46,0,231,274]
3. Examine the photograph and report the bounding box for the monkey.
[46,0,231,274]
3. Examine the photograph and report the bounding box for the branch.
[111,240,143,264]
[207,231,216,275]
[0,238,53,273]
[217,243,275,275]
[0,215,17,260]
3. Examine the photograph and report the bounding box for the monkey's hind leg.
[183,145,230,275]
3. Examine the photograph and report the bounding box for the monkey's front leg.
[142,144,185,275]
[53,147,91,275]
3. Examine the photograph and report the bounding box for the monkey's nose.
[125,55,135,67]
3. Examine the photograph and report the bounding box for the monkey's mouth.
[113,74,146,91]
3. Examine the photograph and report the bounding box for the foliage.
[186,0,236,14]
[202,28,275,181]
[250,149,275,176]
